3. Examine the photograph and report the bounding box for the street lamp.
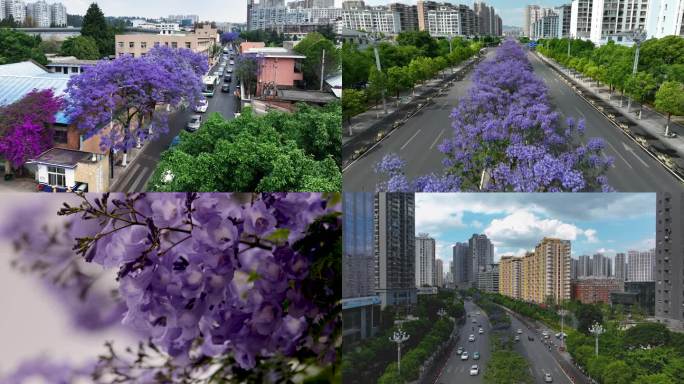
[389,327,410,377]
[367,30,387,116]
[437,308,447,319]
[589,322,605,357]
[558,308,568,349]
[627,28,648,112]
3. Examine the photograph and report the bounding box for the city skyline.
[415,193,656,266]
[55,0,248,22]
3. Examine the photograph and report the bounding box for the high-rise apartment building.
[474,1,494,35]
[523,238,571,304]
[389,2,419,31]
[416,233,436,287]
[26,1,49,27]
[499,256,523,299]
[655,192,684,330]
[5,0,26,24]
[556,4,572,37]
[342,0,365,10]
[478,264,499,293]
[342,6,402,34]
[592,253,612,277]
[452,242,469,284]
[578,254,593,277]
[571,278,624,304]
[532,13,560,38]
[646,0,684,38]
[627,249,655,281]
[50,2,66,27]
[525,4,555,37]
[375,193,417,309]
[570,0,593,38]
[590,0,650,45]
[343,192,375,299]
[570,258,579,279]
[425,4,461,37]
[468,233,494,282]
[435,258,444,287]
[615,252,627,280]
[288,0,335,7]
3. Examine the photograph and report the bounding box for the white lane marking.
[401,128,422,150]
[622,142,651,168]
[129,167,150,192]
[574,106,585,118]
[604,140,633,169]
[117,163,140,191]
[430,128,446,150]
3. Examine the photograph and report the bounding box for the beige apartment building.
[499,256,523,299]
[115,24,218,59]
[522,251,543,303]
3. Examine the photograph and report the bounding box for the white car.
[194,99,208,113]
[461,352,469,360]
[186,114,202,131]
[468,334,475,342]
[472,319,477,324]
[544,373,553,382]
[514,335,520,341]
[229,60,235,65]
[457,346,464,355]
[517,329,523,334]
[478,328,484,334]
[469,365,479,376]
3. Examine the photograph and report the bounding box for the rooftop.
[46,56,99,66]
[28,148,95,168]
[277,89,337,104]
[244,47,306,59]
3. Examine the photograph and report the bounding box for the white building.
[50,2,66,27]
[525,4,555,37]
[646,0,684,38]
[570,0,593,39]
[627,249,655,281]
[590,0,650,45]
[425,5,461,37]
[342,7,401,34]
[26,1,50,27]
[415,233,436,287]
[6,0,26,24]
[435,259,444,287]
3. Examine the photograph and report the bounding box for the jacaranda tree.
[2,192,341,382]
[376,40,614,192]
[65,46,208,166]
[220,31,239,45]
[0,89,62,173]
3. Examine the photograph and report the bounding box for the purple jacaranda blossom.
[375,40,614,192]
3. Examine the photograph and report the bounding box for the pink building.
[243,47,305,97]
[239,41,266,53]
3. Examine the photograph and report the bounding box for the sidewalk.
[537,52,684,164]
[342,59,476,144]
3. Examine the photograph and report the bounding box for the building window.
[165,42,169,47]
[129,42,135,48]
[118,42,124,48]
[48,166,66,187]
[172,42,178,48]
[71,67,78,73]
[53,128,68,144]
[141,42,147,49]
[185,42,191,48]
[154,42,160,47]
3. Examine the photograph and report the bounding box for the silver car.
[186,114,202,132]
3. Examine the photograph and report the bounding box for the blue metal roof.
[0,62,72,125]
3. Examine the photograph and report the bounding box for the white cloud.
[484,210,598,251]
[471,220,484,229]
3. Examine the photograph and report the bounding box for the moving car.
[514,335,520,341]
[457,347,464,355]
[472,319,477,324]
[478,328,484,334]
[468,334,475,342]
[227,67,233,73]
[461,352,468,360]
[213,70,222,78]
[528,335,535,341]
[473,352,480,360]
[469,365,479,376]
[544,373,553,382]
[517,329,523,334]
[194,98,208,113]
[229,59,235,65]
[186,114,202,131]
[221,83,231,92]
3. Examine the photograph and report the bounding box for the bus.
[202,75,218,97]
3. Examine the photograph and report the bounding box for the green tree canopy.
[624,323,670,349]
[81,3,114,56]
[483,350,533,384]
[0,29,47,65]
[654,81,684,134]
[396,30,439,58]
[59,35,101,60]
[341,89,366,124]
[148,105,341,192]
[293,32,340,90]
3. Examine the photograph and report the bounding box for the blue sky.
[415,194,656,266]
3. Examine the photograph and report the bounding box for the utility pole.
[567,37,571,57]
[319,48,326,91]
[370,32,387,115]
[589,322,604,357]
[627,29,647,111]
[390,328,410,378]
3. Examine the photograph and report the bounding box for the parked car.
[186,114,202,131]
[169,135,180,148]
[473,352,480,360]
[194,98,208,113]
[221,83,231,92]
[461,352,468,361]
[469,365,479,376]
[544,373,553,382]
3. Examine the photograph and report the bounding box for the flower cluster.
[376,40,613,192]
[2,193,341,382]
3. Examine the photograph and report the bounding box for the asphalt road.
[112,49,238,192]
[342,49,498,192]
[434,300,492,384]
[527,50,683,192]
[509,314,573,384]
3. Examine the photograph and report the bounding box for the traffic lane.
[510,316,572,384]
[529,52,683,192]
[342,58,488,192]
[435,301,490,384]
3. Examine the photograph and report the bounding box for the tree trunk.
[665,113,672,136]
[4,160,11,176]
[638,106,643,120]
